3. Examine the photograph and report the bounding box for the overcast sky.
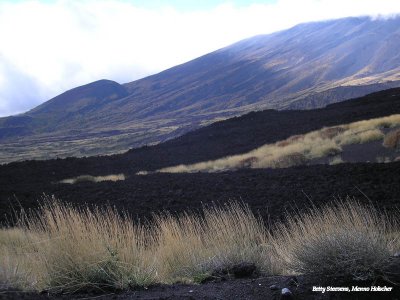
[0,0,399,117]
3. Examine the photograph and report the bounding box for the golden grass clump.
[334,128,384,146]
[347,114,400,131]
[0,199,276,292]
[269,152,307,168]
[271,201,400,281]
[1,198,398,293]
[1,198,157,293]
[329,155,344,165]
[59,174,125,184]
[0,228,42,290]
[155,203,276,283]
[383,128,400,149]
[38,205,155,292]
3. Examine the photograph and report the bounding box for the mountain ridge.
[1,16,400,163]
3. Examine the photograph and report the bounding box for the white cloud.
[0,0,399,117]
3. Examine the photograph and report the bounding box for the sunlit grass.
[383,128,400,149]
[59,174,125,184]
[150,114,400,173]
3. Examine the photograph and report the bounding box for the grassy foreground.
[0,198,399,293]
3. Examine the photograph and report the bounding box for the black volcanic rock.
[1,88,400,224]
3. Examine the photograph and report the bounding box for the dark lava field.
[1,162,400,226]
[1,88,400,223]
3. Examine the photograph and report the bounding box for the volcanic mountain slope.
[1,87,400,175]
[1,16,400,163]
[122,16,400,117]
[0,80,129,138]
[152,114,400,174]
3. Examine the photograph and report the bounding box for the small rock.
[270,284,279,290]
[394,252,400,257]
[281,287,292,298]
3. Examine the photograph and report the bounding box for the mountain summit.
[1,16,400,163]
[122,16,400,115]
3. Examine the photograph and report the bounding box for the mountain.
[122,16,400,116]
[0,80,129,139]
[30,80,129,117]
[1,16,400,163]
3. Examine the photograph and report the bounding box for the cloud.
[0,0,399,117]
[0,59,44,116]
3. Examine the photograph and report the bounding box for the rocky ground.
[2,272,399,299]
[1,162,400,225]
[1,161,400,299]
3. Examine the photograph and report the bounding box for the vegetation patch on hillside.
[148,114,400,173]
[383,128,400,149]
[0,197,398,294]
[59,174,125,184]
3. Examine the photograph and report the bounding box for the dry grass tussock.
[272,201,400,281]
[0,198,399,293]
[154,203,275,283]
[151,114,400,173]
[329,155,344,165]
[383,128,400,149]
[1,198,156,292]
[59,174,125,184]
